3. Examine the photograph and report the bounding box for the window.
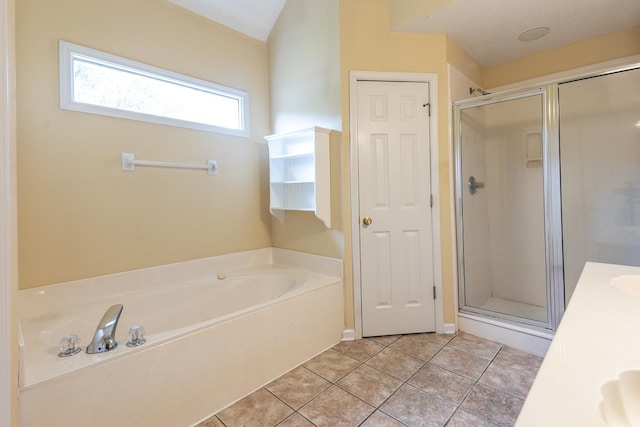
[59,41,249,137]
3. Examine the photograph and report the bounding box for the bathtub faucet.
[86,304,124,354]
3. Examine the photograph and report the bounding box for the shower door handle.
[468,176,485,195]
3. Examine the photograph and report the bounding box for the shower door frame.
[453,86,565,332]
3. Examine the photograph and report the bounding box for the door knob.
[363,216,373,226]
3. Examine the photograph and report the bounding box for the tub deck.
[18,248,344,427]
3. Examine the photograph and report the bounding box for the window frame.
[58,40,250,137]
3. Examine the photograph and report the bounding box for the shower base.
[458,312,552,356]
[479,296,546,323]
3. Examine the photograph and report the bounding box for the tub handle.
[127,325,146,347]
[58,335,82,357]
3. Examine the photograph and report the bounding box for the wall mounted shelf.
[265,127,331,227]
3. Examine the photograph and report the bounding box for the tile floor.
[198,332,543,427]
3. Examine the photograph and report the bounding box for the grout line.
[205,332,537,427]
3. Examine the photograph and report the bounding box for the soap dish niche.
[523,132,542,169]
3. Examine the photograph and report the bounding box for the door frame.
[349,71,443,339]
[1,0,16,424]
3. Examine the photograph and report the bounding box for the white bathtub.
[18,248,344,427]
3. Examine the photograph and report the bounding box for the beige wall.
[446,38,483,89]
[268,0,341,133]
[267,0,344,260]
[16,0,272,288]
[339,0,457,329]
[15,0,637,330]
[484,25,640,88]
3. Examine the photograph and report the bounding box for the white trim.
[442,323,456,335]
[446,63,471,335]
[349,71,443,339]
[58,40,250,138]
[0,0,14,423]
[341,329,356,341]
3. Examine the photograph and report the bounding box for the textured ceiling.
[392,0,640,67]
[170,0,640,67]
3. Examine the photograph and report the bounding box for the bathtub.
[18,248,344,427]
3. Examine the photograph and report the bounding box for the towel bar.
[121,153,217,175]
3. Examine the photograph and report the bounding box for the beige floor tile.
[494,346,543,375]
[368,335,402,346]
[390,334,445,361]
[430,347,491,380]
[361,410,406,426]
[479,363,535,399]
[266,366,331,409]
[277,413,316,427]
[299,386,375,426]
[424,332,456,345]
[366,347,425,381]
[337,364,403,407]
[447,333,503,360]
[380,384,456,427]
[197,415,225,427]
[333,338,385,361]
[216,388,293,427]
[303,348,361,382]
[208,333,540,427]
[446,409,498,427]
[460,383,524,426]
[408,363,475,405]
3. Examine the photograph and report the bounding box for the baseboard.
[442,323,456,334]
[341,329,356,341]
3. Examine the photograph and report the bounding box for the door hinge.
[422,102,431,116]
[430,194,433,207]
[433,286,436,300]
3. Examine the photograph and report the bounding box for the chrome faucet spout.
[86,304,124,354]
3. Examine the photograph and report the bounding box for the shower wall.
[486,99,545,308]
[460,96,547,316]
[460,109,492,308]
[484,128,546,308]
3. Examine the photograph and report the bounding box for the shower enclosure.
[454,64,640,333]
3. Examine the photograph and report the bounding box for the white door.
[356,80,435,336]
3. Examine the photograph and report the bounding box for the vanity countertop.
[516,262,640,426]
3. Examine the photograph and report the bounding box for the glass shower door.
[456,92,550,326]
[560,67,640,303]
